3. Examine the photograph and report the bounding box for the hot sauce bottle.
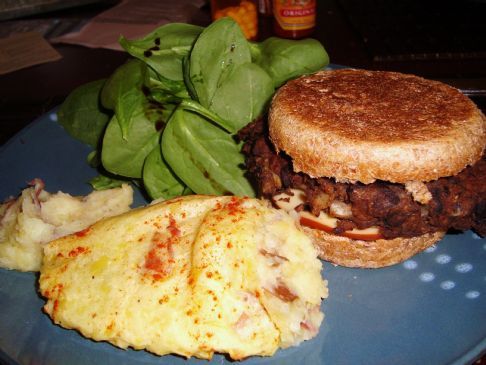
[272,0,316,39]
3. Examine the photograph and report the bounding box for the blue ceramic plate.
[0,109,485,365]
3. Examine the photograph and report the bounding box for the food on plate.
[58,18,329,201]
[0,179,133,271]
[39,195,327,360]
[239,69,486,268]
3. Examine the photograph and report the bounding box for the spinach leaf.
[189,17,251,108]
[60,20,332,203]
[101,59,146,110]
[144,66,189,100]
[179,99,234,133]
[58,79,110,148]
[114,88,146,140]
[182,55,197,100]
[251,37,330,88]
[143,146,191,200]
[120,23,202,81]
[100,59,148,139]
[101,110,160,178]
[87,150,100,168]
[89,174,128,190]
[161,108,254,197]
[209,62,274,133]
[188,18,273,132]
[88,151,132,190]
[146,101,177,126]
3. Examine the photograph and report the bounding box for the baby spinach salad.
[57,18,329,200]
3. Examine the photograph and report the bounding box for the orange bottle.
[272,0,316,39]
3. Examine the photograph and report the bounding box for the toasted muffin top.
[269,69,486,183]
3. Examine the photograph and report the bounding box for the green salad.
[57,18,329,200]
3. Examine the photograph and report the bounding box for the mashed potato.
[0,179,133,271]
[39,195,328,360]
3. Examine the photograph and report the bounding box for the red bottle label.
[273,0,316,30]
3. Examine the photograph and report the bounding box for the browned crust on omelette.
[269,69,486,183]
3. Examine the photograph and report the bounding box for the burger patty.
[239,118,486,239]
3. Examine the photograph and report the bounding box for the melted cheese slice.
[40,195,328,360]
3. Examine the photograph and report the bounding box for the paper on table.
[52,0,207,51]
[0,31,62,75]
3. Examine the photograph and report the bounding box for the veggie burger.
[239,69,486,268]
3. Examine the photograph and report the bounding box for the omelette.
[0,179,133,271]
[39,195,328,360]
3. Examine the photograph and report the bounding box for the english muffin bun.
[302,226,445,269]
[270,69,486,184]
[240,68,486,268]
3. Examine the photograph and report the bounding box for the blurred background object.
[51,0,206,49]
[0,0,104,21]
[211,0,258,39]
[272,0,316,39]
[257,0,272,16]
[309,0,486,112]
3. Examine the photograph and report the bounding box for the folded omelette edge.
[39,195,328,360]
